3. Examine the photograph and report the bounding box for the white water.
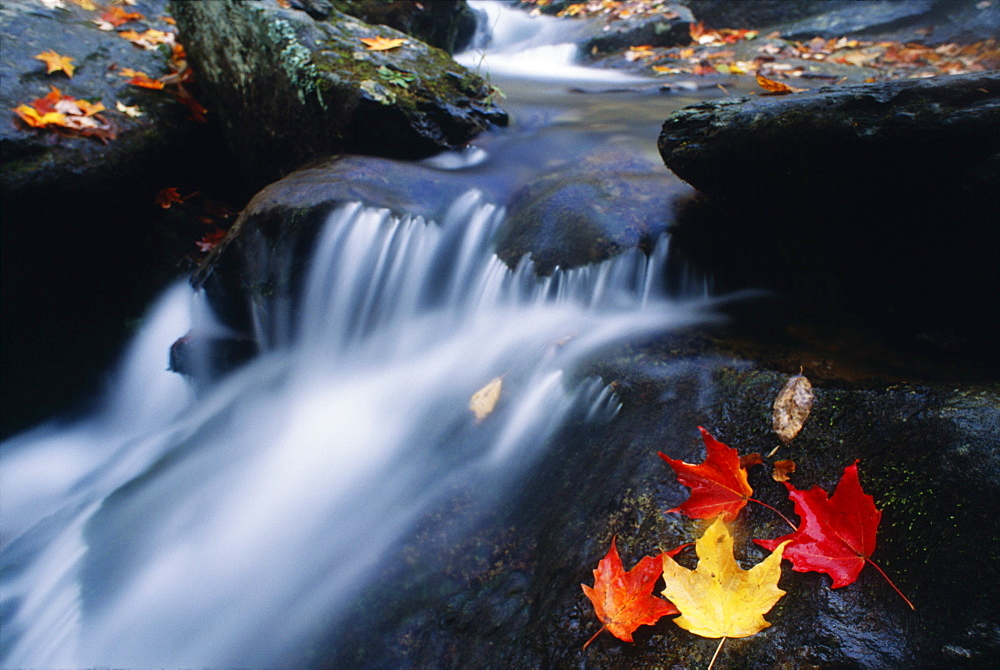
[1,3,716,667]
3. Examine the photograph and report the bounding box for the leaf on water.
[659,427,754,521]
[772,369,814,447]
[34,50,75,77]
[661,516,788,639]
[469,376,503,422]
[581,537,679,649]
[360,36,407,51]
[772,459,796,482]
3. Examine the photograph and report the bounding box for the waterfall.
[1,187,710,667]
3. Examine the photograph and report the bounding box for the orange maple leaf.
[155,187,185,209]
[12,104,66,128]
[100,6,144,26]
[582,537,680,649]
[119,28,176,50]
[119,68,166,89]
[360,36,407,51]
[34,50,76,77]
[756,73,806,95]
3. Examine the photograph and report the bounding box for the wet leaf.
[756,73,806,95]
[661,516,788,638]
[34,50,75,77]
[155,187,184,209]
[99,6,144,26]
[772,459,796,482]
[659,427,753,521]
[755,461,912,608]
[360,36,407,51]
[582,537,679,649]
[772,370,814,446]
[116,100,143,117]
[469,376,503,422]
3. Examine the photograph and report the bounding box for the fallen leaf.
[469,376,503,422]
[658,427,753,521]
[360,36,407,51]
[155,187,184,208]
[771,369,814,449]
[12,104,65,128]
[115,100,143,117]
[119,28,176,50]
[34,50,75,77]
[756,73,806,94]
[196,228,227,252]
[99,6,144,26]
[661,516,788,638]
[582,537,679,649]
[772,459,796,482]
[755,461,914,608]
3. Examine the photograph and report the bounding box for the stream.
[1,2,744,666]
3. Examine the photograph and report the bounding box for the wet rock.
[495,148,695,274]
[191,154,488,356]
[658,72,1000,364]
[582,5,695,55]
[170,0,507,186]
[329,0,480,54]
[0,0,213,436]
[295,337,1000,668]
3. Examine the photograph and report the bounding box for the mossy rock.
[170,0,506,187]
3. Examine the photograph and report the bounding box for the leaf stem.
[864,556,916,610]
[582,624,606,650]
[748,497,798,531]
[707,636,726,670]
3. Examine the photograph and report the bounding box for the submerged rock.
[170,0,507,186]
[657,72,1000,364]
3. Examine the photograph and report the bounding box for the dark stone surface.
[658,72,1000,366]
[495,147,695,274]
[582,5,695,55]
[170,0,506,187]
[298,335,1000,668]
[330,0,481,54]
[0,0,213,437]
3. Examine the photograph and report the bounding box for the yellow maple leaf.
[661,516,788,639]
[34,50,76,77]
[12,104,65,128]
[360,36,407,51]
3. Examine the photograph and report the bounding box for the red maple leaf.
[581,537,681,649]
[658,427,753,521]
[755,461,914,608]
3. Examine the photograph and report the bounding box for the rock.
[329,0,480,54]
[0,0,214,436]
[680,0,999,45]
[169,0,507,186]
[657,72,1000,362]
[189,154,488,368]
[293,337,1000,667]
[495,148,695,274]
[582,5,695,55]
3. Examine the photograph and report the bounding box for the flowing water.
[1,2,731,666]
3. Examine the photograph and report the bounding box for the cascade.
[1,2,715,666]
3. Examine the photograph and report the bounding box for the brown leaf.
[755,73,806,95]
[360,36,407,51]
[772,459,796,482]
[771,370,814,448]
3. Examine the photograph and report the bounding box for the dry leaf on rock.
[772,459,796,482]
[360,36,407,51]
[772,370,814,449]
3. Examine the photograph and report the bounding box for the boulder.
[0,0,213,436]
[657,72,1000,362]
[582,5,694,55]
[169,0,507,186]
[294,338,1000,667]
[495,148,695,274]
